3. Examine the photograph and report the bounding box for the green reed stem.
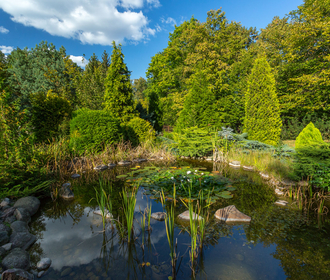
[122,187,137,243]
[147,203,152,231]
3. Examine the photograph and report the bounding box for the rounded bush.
[69,109,122,154]
[295,122,324,149]
[124,117,155,146]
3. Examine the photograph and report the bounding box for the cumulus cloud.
[161,17,177,26]
[0,26,9,34]
[0,45,13,54]
[0,0,161,45]
[69,55,88,68]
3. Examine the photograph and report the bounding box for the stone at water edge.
[280,179,296,187]
[37,258,52,270]
[14,196,40,216]
[178,210,203,221]
[275,189,284,195]
[71,173,80,179]
[10,231,37,250]
[2,243,12,251]
[93,210,113,219]
[0,231,9,246]
[11,221,30,233]
[242,165,254,171]
[229,161,241,168]
[275,200,289,206]
[2,269,34,280]
[94,165,108,171]
[0,198,11,208]
[151,212,166,221]
[2,248,30,270]
[60,183,74,200]
[214,205,251,223]
[108,163,116,168]
[259,172,270,180]
[117,161,132,166]
[14,208,31,224]
[133,158,147,163]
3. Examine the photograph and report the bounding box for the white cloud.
[0,0,161,45]
[155,24,161,32]
[0,45,13,54]
[69,55,88,68]
[0,26,9,34]
[161,17,177,26]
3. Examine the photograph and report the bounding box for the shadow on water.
[28,160,330,279]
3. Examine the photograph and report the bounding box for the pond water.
[29,160,330,279]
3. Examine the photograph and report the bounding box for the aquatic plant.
[146,203,152,231]
[122,187,137,243]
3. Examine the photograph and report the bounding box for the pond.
[29,160,330,279]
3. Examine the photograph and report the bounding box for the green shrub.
[295,122,324,149]
[244,56,282,146]
[172,126,213,157]
[293,144,330,189]
[31,91,72,142]
[123,117,155,146]
[69,109,122,154]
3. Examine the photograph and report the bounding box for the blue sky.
[0,0,303,80]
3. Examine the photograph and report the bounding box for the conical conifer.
[104,42,136,122]
[244,56,282,145]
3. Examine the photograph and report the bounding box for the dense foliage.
[124,117,155,146]
[69,109,122,154]
[295,122,324,149]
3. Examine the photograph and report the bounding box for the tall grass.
[122,187,137,243]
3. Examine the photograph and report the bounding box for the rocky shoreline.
[0,196,51,280]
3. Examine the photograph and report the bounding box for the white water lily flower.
[201,173,204,175]
[187,171,192,174]
[187,179,190,182]
[171,177,174,180]
[195,170,198,172]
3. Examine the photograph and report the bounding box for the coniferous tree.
[244,56,282,145]
[104,42,136,121]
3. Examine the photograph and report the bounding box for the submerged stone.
[214,205,251,223]
[93,210,113,219]
[151,212,166,221]
[178,210,203,221]
[71,174,80,179]
[94,165,108,171]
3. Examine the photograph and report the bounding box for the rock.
[38,270,46,278]
[242,165,254,171]
[214,205,251,223]
[108,163,116,168]
[93,210,112,219]
[275,189,284,195]
[275,200,289,206]
[14,208,31,224]
[2,248,30,270]
[205,157,213,161]
[280,179,296,187]
[133,159,147,163]
[151,212,166,221]
[298,180,309,187]
[0,223,11,234]
[61,267,72,277]
[229,161,240,168]
[14,197,40,216]
[94,165,108,171]
[2,207,16,220]
[11,221,29,233]
[2,268,34,280]
[37,258,52,270]
[5,216,17,224]
[117,161,131,166]
[10,232,37,250]
[0,246,6,258]
[178,210,203,221]
[60,184,74,200]
[259,172,270,180]
[71,174,80,179]
[0,231,9,246]
[0,198,11,208]
[2,243,12,251]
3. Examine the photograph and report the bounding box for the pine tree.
[104,42,136,122]
[244,56,282,145]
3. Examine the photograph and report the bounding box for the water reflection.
[28,161,330,279]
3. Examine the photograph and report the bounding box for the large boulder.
[151,212,166,221]
[0,231,9,246]
[2,248,30,270]
[177,210,203,221]
[2,268,34,280]
[10,232,36,251]
[10,221,29,233]
[214,205,251,223]
[14,208,31,224]
[14,197,40,216]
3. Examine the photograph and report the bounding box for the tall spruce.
[244,56,282,145]
[104,42,136,121]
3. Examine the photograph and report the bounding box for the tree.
[104,41,136,122]
[244,56,282,145]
